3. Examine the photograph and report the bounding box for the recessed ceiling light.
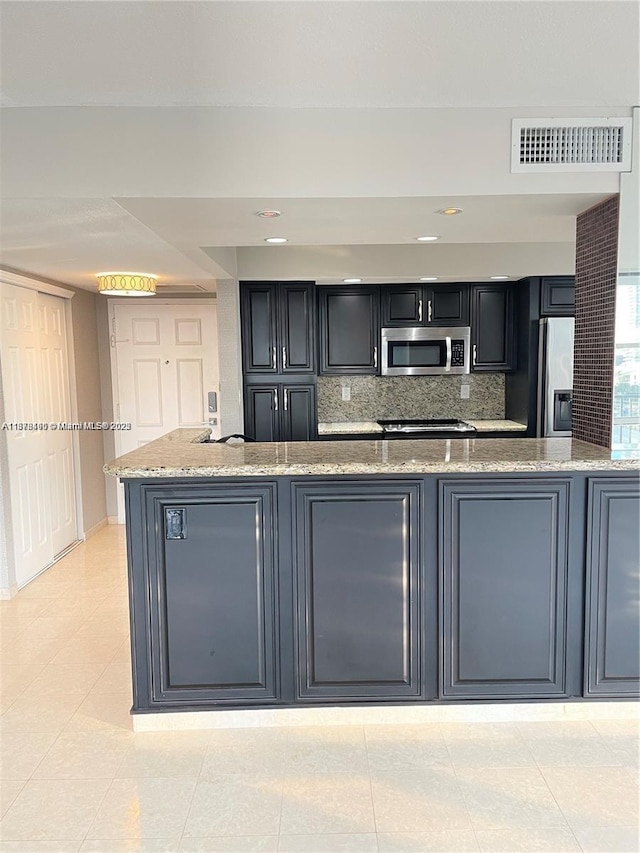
[490,275,509,280]
[415,236,440,242]
[256,209,281,218]
[438,207,463,216]
[419,277,438,282]
[343,278,362,283]
[264,237,288,244]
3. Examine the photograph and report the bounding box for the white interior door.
[0,284,78,586]
[112,301,219,519]
[37,293,77,555]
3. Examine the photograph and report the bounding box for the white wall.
[237,242,576,282]
[2,106,626,200]
[216,279,244,436]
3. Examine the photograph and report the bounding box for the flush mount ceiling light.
[415,235,440,242]
[420,277,438,282]
[96,272,157,296]
[490,275,510,280]
[256,209,281,218]
[343,278,362,283]
[437,207,463,216]
[264,237,288,244]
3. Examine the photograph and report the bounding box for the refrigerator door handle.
[536,319,548,438]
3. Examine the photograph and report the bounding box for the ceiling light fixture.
[419,277,438,282]
[490,275,510,280]
[264,237,288,244]
[343,278,362,283]
[438,207,463,216]
[95,272,157,296]
[415,236,440,242]
[256,209,281,218]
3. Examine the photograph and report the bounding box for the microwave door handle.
[445,337,452,371]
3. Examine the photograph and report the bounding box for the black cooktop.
[377,419,477,436]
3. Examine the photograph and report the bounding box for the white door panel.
[37,292,77,556]
[112,301,219,520]
[1,285,78,587]
[1,287,50,585]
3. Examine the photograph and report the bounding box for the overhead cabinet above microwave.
[381,283,470,328]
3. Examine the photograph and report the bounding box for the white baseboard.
[107,516,121,525]
[132,700,640,732]
[83,517,108,540]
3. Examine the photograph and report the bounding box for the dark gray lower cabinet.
[585,478,640,697]
[440,478,570,698]
[244,382,316,441]
[292,481,421,700]
[144,483,278,705]
[124,472,638,713]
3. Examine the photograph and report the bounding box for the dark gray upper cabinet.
[381,285,423,326]
[540,276,575,316]
[293,480,421,700]
[241,284,278,372]
[318,287,380,374]
[244,382,316,442]
[426,284,470,326]
[440,478,571,698]
[585,478,640,697]
[144,482,279,705]
[471,283,514,371]
[381,284,469,327]
[241,282,315,374]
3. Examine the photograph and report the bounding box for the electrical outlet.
[460,384,470,400]
[341,386,351,401]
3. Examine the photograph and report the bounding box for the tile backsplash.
[317,375,505,422]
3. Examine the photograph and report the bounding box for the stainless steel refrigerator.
[537,317,575,437]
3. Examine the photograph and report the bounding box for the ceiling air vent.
[155,284,209,294]
[511,118,632,172]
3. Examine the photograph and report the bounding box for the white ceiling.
[2,1,638,108]
[0,1,637,291]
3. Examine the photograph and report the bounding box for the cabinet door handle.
[418,299,423,322]
[473,344,477,366]
[428,300,432,323]
[273,389,278,411]
[271,346,276,369]
[284,388,288,410]
[282,347,287,369]
[373,346,378,368]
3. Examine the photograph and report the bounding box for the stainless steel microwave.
[381,326,471,375]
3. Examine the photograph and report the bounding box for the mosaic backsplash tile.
[317,374,505,422]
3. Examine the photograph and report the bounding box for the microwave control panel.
[451,340,466,367]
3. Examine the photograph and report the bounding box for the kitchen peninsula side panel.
[133,481,279,708]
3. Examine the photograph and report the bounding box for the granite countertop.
[104,429,640,478]
[318,420,527,435]
[318,421,383,434]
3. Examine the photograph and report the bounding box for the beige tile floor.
[1,525,639,853]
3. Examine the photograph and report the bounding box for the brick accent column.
[572,195,619,448]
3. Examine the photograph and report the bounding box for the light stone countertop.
[318,421,383,434]
[466,419,527,432]
[318,419,527,435]
[104,429,640,478]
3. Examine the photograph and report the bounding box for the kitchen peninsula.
[106,430,639,716]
